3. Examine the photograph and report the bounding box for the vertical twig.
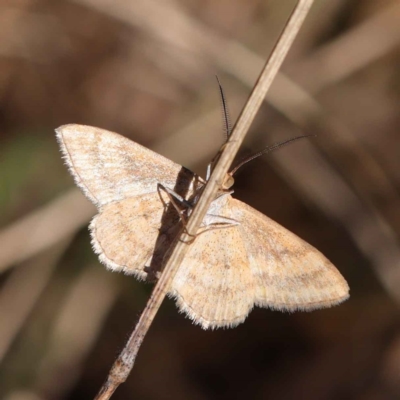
[94,1,315,399]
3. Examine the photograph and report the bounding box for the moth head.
[225,135,314,189]
[222,173,235,190]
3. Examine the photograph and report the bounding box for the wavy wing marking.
[170,217,255,329]
[56,124,194,207]
[230,198,349,311]
[90,193,184,279]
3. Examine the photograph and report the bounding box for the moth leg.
[179,215,239,244]
[156,184,206,246]
[157,184,238,244]
[157,184,192,224]
[196,214,239,235]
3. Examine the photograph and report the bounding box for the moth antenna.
[230,134,315,176]
[216,75,232,140]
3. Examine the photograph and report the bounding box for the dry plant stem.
[94,1,314,399]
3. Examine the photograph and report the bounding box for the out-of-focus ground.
[1,0,400,399]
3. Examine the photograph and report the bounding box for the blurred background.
[1,0,400,399]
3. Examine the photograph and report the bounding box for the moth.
[56,124,349,329]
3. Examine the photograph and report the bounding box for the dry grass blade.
[0,190,95,273]
[33,267,119,399]
[290,1,400,93]
[94,1,315,398]
[0,239,71,364]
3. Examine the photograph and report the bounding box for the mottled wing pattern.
[170,195,348,329]
[56,124,195,277]
[171,203,255,328]
[230,198,349,311]
[56,124,195,207]
[90,194,166,279]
